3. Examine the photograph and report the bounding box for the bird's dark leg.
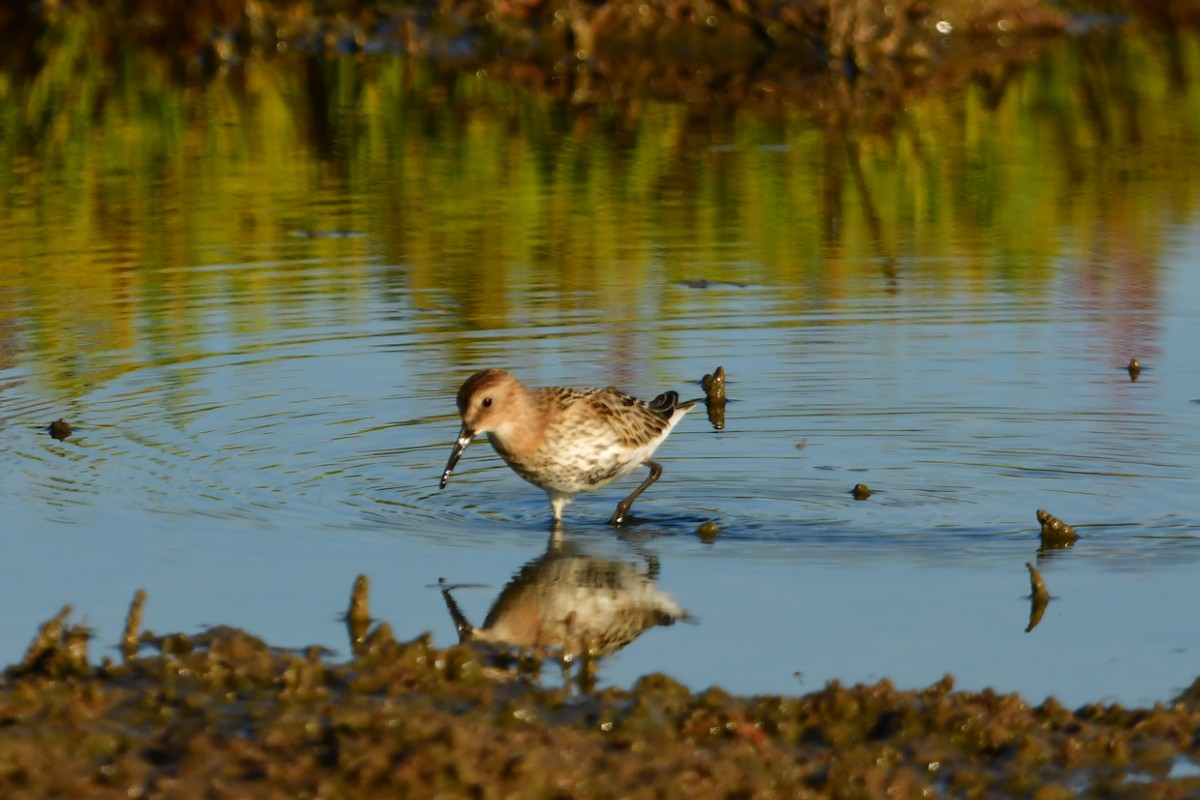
[609,460,663,525]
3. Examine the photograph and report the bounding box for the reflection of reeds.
[1,17,1197,393]
[4,0,1068,78]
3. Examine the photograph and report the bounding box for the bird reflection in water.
[441,533,691,691]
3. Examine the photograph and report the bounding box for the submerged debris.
[1025,562,1050,632]
[1037,509,1077,548]
[701,366,727,430]
[46,418,73,440]
[701,367,726,404]
[291,229,365,239]
[678,278,749,289]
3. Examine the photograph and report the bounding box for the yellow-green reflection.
[2,29,1200,393]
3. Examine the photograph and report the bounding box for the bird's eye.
[482,397,493,408]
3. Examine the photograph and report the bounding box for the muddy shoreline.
[4,583,1200,797]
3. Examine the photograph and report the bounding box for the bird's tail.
[650,391,700,415]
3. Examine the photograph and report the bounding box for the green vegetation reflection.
[2,32,1200,389]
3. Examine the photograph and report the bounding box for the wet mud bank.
[6,586,1200,798]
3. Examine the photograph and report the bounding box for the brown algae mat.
[4,581,1200,798]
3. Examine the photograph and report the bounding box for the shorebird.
[440,369,694,524]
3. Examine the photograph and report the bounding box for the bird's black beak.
[440,423,475,489]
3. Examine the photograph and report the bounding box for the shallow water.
[4,35,1200,708]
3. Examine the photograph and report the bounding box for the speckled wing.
[573,387,678,448]
[517,385,692,494]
